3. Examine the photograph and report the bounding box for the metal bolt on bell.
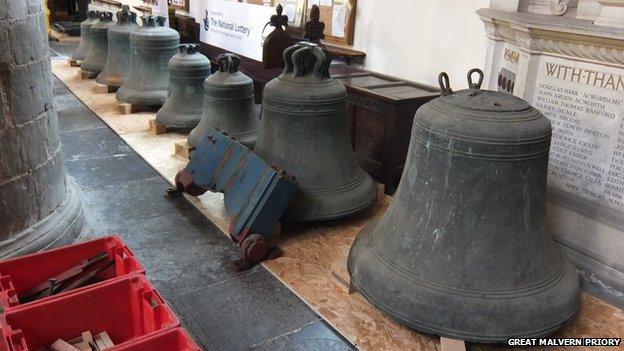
[188,53,259,148]
[156,44,211,129]
[71,11,99,62]
[254,42,377,221]
[116,15,180,106]
[96,6,139,88]
[81,12,115,75]
[347,69,580,342]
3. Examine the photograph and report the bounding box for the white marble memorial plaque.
[532,56,624,215]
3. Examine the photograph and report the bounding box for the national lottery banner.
[199,0,276,62]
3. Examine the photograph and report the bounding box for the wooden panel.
[170,13,200,43]
[372,85,441,100]
[329,64,364,77]
[337,75,398,88]
[353,108,386,177]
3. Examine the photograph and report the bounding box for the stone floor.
[51,41,355,351]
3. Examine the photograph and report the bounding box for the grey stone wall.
[0,0,83,257]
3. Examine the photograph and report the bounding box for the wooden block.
[94,83,116,94]
[95,337,107,351]
[117,102,133,115]
[149,118,168,135]
[81,331,93,344]
[440,337,466,351]
[51,339,80,351]
[331,254,356,294]
[174,140,194,159]
[79,70,97,79]
[98,332,114,349]
[68,59,79,67]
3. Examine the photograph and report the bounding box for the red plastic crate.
[0,274,179,351]
[0,235,145,310]
[110,328,201,351]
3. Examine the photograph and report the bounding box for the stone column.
[0,0,84,257]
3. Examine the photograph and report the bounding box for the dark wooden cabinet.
[329,65,440,194]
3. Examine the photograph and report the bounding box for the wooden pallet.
[174,140,195,159]
[331,250,466,351]
[93,83,118,94]
[67,59,80,67]
[78,70,97,79]
[117,103,159,115]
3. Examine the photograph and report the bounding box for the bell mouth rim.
[282,171,377,221]
[348,221,581,343]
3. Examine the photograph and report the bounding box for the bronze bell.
[156,44,211,129]
[188,53,259,148]
[72,11,98,62]
[81,12,115,75]
[96,6,138,88]
[116,15,180,106]
[347,69,580,342]
[254,42,377,221]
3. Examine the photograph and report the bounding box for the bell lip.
[155,110,203,129]
[347,220,581,343]
[283,170,377,222]
[116,86,168,106]
[96,72,126,87]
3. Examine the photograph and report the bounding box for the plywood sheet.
[52,59,624,351]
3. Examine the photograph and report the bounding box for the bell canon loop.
[188,53,259,148]
[81,12,115,75]
[254,42,377,221]
[116,15,180,106]
[71,11,98,61]
[347,69,580,343]
[96,6,139,88]
[156,44,211,129]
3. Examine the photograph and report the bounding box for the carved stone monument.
[0,0,84,257]
[480,0,624,306]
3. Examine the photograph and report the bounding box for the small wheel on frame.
[241,234,269,263]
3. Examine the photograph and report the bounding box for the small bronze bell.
[188,53,259,148]
[116,15,180,106]
[81,12,115,75]
[96,6,139,88]
[254,42,377,221]
[347,69,580,342]
[156,44,211,129]
[71,11,98,62]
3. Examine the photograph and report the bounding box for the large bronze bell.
[254,42,377,221]
[71,11,98,62]
[188,53,259,148]
[81,12,115,75]
[347,69,580,342]
[116,15,180,106]
[96,6,138,88]
[156,44,211,129]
